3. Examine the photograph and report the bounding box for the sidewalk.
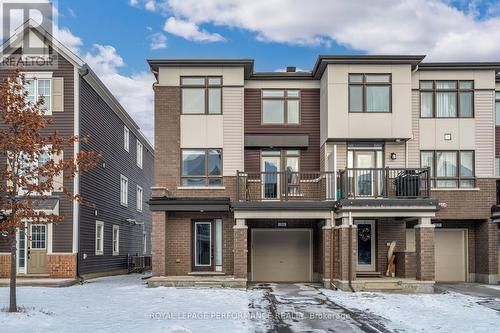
[0,278,78,287]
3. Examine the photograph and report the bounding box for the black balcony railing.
[337,168,431,199]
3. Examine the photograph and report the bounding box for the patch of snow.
[322,289,500,333]
[484,285,500,291]
[0,274,254,333]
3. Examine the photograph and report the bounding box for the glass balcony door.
[261,156,281,199]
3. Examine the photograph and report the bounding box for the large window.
[349,74,391,113]
[136,140,143,169]
[420,80,474,118]
[112,225,119,256]
[24,78,51,114]
[95,221,104,255]
[495,92,500,126]
[18,148,51,195]
[136,185,143,212]
[120,175,128,206]
[181,76,222,114]
[420,150,475,188]
[181,149,222,187]
[261,89,300,124]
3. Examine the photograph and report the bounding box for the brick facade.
[415,225,435,281]
[322,225,333,283]
[152,211,166,276]
[377,219,406,275]
[47,254,77,278]
[233,225,248,279]
[475,219,498,282]
[333,225,357,281]
[0,254,11,278]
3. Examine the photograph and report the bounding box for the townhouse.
[0,22,154,279]
[147,55,500,292]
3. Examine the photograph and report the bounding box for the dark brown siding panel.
[244,149,260,173]
[244,89,320,171]
[78,78,154,275]
[0,52,75,253]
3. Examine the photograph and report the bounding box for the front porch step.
[356,272,382,278]
[362,281,404,291]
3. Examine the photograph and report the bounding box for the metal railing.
[236,171,336,201]
[337,168,431,199]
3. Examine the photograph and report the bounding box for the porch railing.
[337,168,431,199]
[236,171,336,202]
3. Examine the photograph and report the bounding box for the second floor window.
[495,92,500,126]
[261,90,300,124]
[181,149,222,187]
[95,221,104,255]
[120,175,128,206]
[181,77,222,114]
[124,126,129,151]
[420,80,474,118]
[420,150,475,188]
[349,74,391,113]
[136,185,143,212]
[24,78,51,114]
[136,140,143,169]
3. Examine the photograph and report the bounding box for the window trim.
[24,77,52,115]
[260,89,301,125]
[419,80,475,118]
[136,140,143,169]
[180,148,223,187]
[120,175,128,206]
[180,76,223,115]
[420,150,476,188]
[95,221,104,256]
[112,225,120,256]
[348,73,392,113]
[143,231,147,255]
[124,126,130,152]
[136,185,143,212]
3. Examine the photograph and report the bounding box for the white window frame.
[136,140,143,169]
[95,221,104,255]
[496,157,500,177]
[112,225,120,256]
[17,145,53,196]
[124,126,130,152]
[120,175,128,206]
[143,231,147,255]
[136,185,143,212]
[23,73,53,115]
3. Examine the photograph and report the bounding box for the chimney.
[286,66,296,73]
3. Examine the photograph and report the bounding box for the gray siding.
[78,77,153,275]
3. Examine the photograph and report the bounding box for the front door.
[261,156,281,199]
[354,151,376,197]
[355,220,376,272]
[193,221,213,271]
[27,224,48,274]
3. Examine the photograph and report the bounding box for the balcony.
[236,168,431,202]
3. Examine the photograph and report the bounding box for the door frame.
[354,220,376,272]
[261,155,281,200]
[434,228,469,282]
[250,228,313,282]
[192,220,214,271]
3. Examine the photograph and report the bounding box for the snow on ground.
[0,274,256,333]
[322,288,500,333]
[484,285,500,291]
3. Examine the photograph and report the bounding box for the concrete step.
[363,282,403,291]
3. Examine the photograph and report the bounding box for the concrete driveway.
[249,283,388,333]
[435,283,500,312]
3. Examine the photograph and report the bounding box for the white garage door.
[435,229,467,282]
[251,229,312,282]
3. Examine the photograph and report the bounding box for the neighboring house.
[147,56,500,291]
[0,22,154,279]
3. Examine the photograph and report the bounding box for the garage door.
[435,230,467,282]
[252,229,311,282]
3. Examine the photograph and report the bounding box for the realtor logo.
[1,1,58,68]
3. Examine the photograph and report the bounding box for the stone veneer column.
[322,218,333,287]
[152,211,167,277]
[233,219,248,279]
[415,217,435,281]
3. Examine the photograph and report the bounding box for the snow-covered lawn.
[322,289,500,333]
[0,274,263,333]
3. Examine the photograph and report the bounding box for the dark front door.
[192,221,214,271]
[355,220,376,272]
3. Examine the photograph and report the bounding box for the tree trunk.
[9,237,17,312]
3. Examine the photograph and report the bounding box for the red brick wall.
[475,220,498,275]
[333,226,357,281]
[0,254,11,278]
[47,254,77,278]
[233,226,247,279]
[152,211,166,276]
[415,226,435,281]
[376,219,406,274]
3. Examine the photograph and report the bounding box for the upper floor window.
[420,150,475,188]
[261,90,300,124]
[495,92,500,126]
[349,74,391,113]
[136,140,143,169]
[496,157,500,177]
[136,185,143,212]
[420,80,473,118]
[95,221,104,256]
[17,148,51,196]
[124,126,130,152]
[120,175,128,206]
[112,225,120,256]
[181,76,222,114]
[24,78,51,114]
[181,149,222,187]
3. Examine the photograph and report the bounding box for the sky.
[2,0,500,143]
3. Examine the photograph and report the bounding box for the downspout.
[329,210,336,290]
[348,211,355,292]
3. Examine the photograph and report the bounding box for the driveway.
[248,283,388,333]
[435,283,500,312]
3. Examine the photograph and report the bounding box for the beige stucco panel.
[419,118,475,150]
[180,115,223,148]
[158,66,244,86]
[412,70,496,90]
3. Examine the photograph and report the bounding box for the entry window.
[18,228,26,269]
[349,74,391,113]
[95,221,104,255]
[420,150,475,188]
[420,80,474,118]
[112,225,119,256]
[24,78,51,114]
[31,225,46,249]
[262,89,300,124]
[181,149,222,187]
[194,222,211,266]
[181,76,222,114]
[120,175,128,206]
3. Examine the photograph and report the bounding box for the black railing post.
[426,167,431,198]
[385,167,390,198]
